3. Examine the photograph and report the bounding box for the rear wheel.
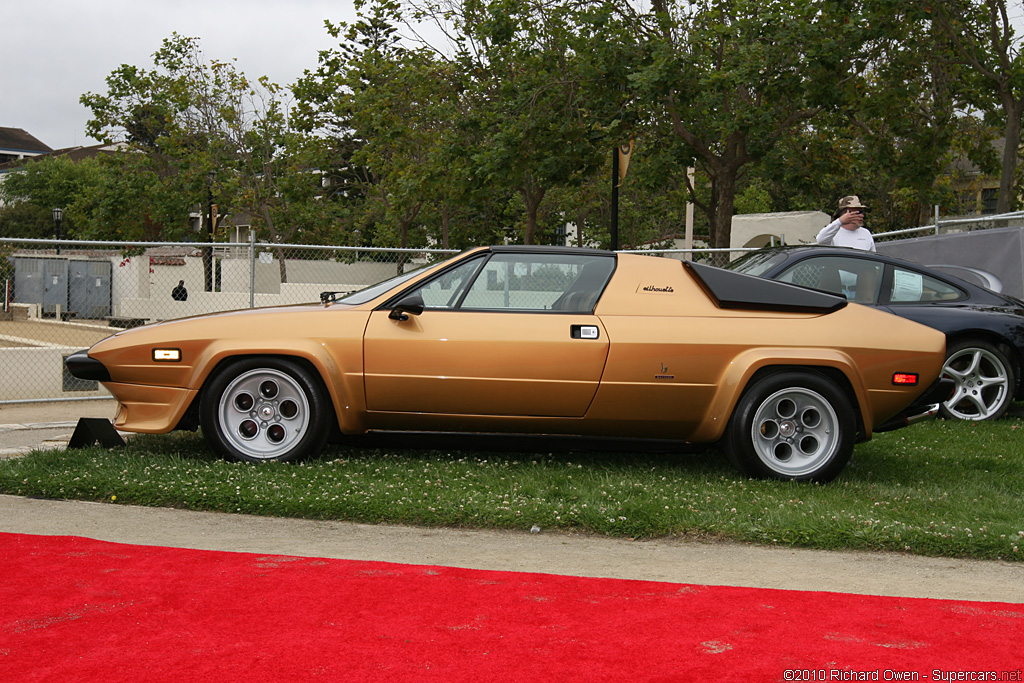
[723,371,855,482]
[939,340,1015,421]
[200,357,331,463]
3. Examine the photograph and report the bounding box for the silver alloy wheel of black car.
[200,357,331,463]
[723,371,855,482]
[940,340,1015,421]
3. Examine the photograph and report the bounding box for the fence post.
[249,230,256,308]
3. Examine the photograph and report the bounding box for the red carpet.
[1,533,1022,682]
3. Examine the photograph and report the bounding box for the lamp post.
[204,171,215,292]
[52,207,64,255]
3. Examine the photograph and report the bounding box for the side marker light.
[892,372,918,386]
[153,348,182,362]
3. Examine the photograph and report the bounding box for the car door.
[363,251,614,417]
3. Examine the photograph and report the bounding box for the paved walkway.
[3,494,1023,603]
[0,400,118,457]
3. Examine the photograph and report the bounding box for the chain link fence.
[874,210,1024,243]
[1,237,457,404]
[4,212,1020,404]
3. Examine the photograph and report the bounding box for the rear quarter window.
[890,268,965,303]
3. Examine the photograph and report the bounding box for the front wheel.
[723,371,855,483]
[939,340,1015,421]
[200,357,331,463]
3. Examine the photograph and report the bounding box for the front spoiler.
[875,377,955,433]
[65,349,110,382]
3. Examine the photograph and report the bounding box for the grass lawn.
[1,413,1022,561]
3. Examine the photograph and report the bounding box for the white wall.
[112,253,399,322]
[0,347,109,400]
[730,211,831,250]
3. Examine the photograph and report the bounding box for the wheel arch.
[691,354,869,443]
[182,349,361,435]
[732,365,867,440]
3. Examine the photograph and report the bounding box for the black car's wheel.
[723,371,855,483]
[200,357,331,463]
[939,340,1015,421]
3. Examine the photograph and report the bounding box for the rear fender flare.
[691,349,868,442]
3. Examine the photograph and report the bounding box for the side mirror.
[388,292,424,321]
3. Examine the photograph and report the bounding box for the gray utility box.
[12,256,111,318]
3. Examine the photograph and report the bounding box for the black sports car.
[728,246,1024,421]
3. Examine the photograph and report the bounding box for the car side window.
[889,267,964,303]
[415,258,484,309]
[459,253,614,312]
[777,257,883,304]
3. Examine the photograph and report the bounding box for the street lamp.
[52,207,64,255]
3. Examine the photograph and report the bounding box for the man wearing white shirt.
[816,195,876,251]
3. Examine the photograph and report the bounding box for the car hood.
[86,302,373,389]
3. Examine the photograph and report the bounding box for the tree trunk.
[394,201,423,275]
[997,95,1024,213]
[695,155,741,266]
[711,173,736,254]
[274,247,287,285]
[396,224,409,275]
[520,175,546,245]
[261,205,289,284]
[439,206,451,249]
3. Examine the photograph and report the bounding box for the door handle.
[570,325,600,339]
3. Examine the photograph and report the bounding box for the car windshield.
[337,255,458,305]
[725,250,789,276]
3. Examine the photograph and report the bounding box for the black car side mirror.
[388,292,425,321]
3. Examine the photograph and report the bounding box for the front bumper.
[65,349,195,434]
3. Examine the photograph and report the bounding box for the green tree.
[921,0,1024,213]
[544,133,700,250]
[0,202,54,240]
[627,0,859,253]
[754,0,965,231]
[0,155,104,240]
[82,33,238,245]
[295,1,457,260]
[82,34,312,282]
[430,0,621,244]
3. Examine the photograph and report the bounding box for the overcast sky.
[7,1,1024,154]
[2,0,361,150]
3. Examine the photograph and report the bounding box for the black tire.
[723,371,855,483]
[200,357,332,463]
[939,339,1015,422]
